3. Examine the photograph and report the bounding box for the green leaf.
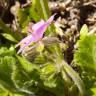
[40,63,65,96]
[30,0,50,21]
[61,69,72,86]
[41,63,56,87]
[76,68,96,96]
[39,0,51,20]
[1,33,18,42]
[0,85,9,96]
[45,43,63,60]
[34,54,46,64]
[29,5,40,22]
[18,8,30,34]
[16,55,38,73]
[12,56,42,95]
[0,19,21,42]
[91,87,96,96]
[0,47,34,95]
[80,24,88,39]
[0,47,42,95]
[0,47,15,56]
[12,62,42,95]
[0,56,17,92]
[74,35,96,71]
[12,64,35,95]
[62,61,85,96]
[74,32,96,95]
[36,42,44,53]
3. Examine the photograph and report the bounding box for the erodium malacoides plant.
[16,14,56,54]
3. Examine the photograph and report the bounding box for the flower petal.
[17,14,56,54]
[46,14,56,25]
[16,35,32,47]
[17,42,30,54]
[28,20,45,33]
[32,14,56,40]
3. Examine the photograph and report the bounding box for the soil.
[0,0,96,64]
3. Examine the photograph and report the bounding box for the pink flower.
[16,14,55,54]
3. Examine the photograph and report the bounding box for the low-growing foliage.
[0,0,96,96]
[74,24,96,96]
